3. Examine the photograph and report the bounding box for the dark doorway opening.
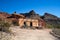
[30,22,32,27]
[24,22,26,26]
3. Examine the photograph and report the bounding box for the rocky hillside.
[41,13,60,28]
[0,12,11,19]
[42,13,60,24]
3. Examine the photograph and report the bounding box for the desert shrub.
[0,21,11,33]
[46,23,54,28]
[12,20,19,26]
[46,23,60,29]
[53,25,60,29]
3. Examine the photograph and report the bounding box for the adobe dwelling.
[8,11,46,29]
[19,18,38,28]
[19,18,45,29]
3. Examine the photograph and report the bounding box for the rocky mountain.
[20,10,41,19]
[43,13,59,20]
[41,13,60,28]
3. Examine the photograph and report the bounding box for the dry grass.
[0,31,13,40]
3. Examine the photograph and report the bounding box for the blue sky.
[0,0,60,17]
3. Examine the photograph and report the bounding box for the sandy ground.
[10,27,59,40]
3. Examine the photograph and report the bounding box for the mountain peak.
[29,10,36,15]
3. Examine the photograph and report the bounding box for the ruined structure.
[7,10,46,29]
[19,18,45,28]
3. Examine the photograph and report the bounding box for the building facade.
[19,18,39,28]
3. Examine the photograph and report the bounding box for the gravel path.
[10,27,58,40]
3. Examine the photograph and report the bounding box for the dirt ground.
[10,26,59,40]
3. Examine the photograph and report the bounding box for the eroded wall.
[19,18,38,28]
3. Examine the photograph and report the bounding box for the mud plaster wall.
[19,18,38,28]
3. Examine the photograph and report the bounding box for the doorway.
[30,22,32,27]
